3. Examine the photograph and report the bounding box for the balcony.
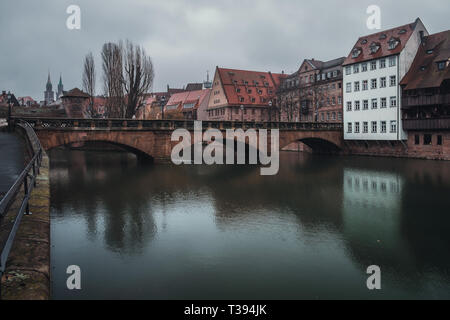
[403,117,450,130]
[402,93,450,108]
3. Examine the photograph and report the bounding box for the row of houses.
[152,17,447,158]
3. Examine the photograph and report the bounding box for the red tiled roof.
[165,89,211,112]
[343,19,421,66]
[217,67,286,107]
[400,30,450,90]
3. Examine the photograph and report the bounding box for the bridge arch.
[36,131,156,163]
[279,131,343,153]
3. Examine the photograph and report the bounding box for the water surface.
[49,149,450,299]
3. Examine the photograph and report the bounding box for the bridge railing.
[11,117,343,131]
[0,120,43,298]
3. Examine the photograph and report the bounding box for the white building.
[343,18,428,141]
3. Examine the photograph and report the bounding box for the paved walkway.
[0,132,24,198]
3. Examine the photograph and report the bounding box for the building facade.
[343,18,428,141]
[277,57,344,123]
[207,67,285,122]
[400,30,450,160]
[163,89,211,120]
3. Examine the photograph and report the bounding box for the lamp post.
[7,93,12,132]
[268,100,272,122]
[160,96,166,120]
[240,104,244,122]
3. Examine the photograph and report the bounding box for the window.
[354,100,360,111]
[371,98,378,109]
[321,113,324,121]
[352,48,361,58]
[437,135,443,145]
[353,64,359,73]
[389,56,396,67]
[338,112,342,120]
[345,66,351,75]
[381,97,387,108]
[361,63,368,72]
[355,122,360,133]
[354,81,360,91]
[424,134,432,145]
[437,61,446,70]
[346,83,352,93]
[363,122,368,133]
[390,120,397,133]
[363,100,369,110]
[381,121,387,133]
[388,38,399,50]
[380,59,386,68]
[370,42,380,54]
[347,101,352,111]
[362,80,368,91]
[390,96,397,107]
[347,122,352,133]
[371,61,377,70]
[327,112,330,120]
[371,78,377,89]
[380,77,387,88]
[414,134,420,145]
[338,96,342,105]
[332,112,336,120]
[372,121,377,133]
[390,75,396,87]
[333,70,338,77]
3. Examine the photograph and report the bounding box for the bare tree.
[122,40,154,119]
[82,52,96,116]
[101,42,124,118]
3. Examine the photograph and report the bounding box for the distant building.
[207,67,286,121]
[44,72,55,105]
[56,74,64,100]
[17,96,37,107]
[0,91,20,106]
[343,18,428,141]
[400,30,450,160]
[61,88,91,118]
[164,89,211,120]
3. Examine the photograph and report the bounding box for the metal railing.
[11,116,343,132]
[0,120,43,298]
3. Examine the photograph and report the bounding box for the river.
[49,148,450,299]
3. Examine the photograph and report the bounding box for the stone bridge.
[11,117,343,162]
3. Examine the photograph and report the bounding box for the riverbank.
[0,125,50,300]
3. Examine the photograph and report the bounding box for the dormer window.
[352,47,362,58]
[370,42,381,54]
[361,39,368,45]
[398,29,407,35]
[420,66,427,71]
[437,61,446,70]
[388,37,400,50]
[379,34,387,40]
[426,49,434,54]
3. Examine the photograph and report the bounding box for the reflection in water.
[50,148,450,299]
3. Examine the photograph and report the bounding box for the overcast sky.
[0,0,448,101]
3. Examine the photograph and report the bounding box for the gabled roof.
[216,67,286,107]
[62,88,90,98]
[185,83,203,91]
[166,89,211,112]
[400,30,450,90]
[343,18,423,66]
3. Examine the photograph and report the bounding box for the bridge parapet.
[12,117,343,132]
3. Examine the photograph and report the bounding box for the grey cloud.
[0,0,448,100]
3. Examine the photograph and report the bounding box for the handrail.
[10,116,343,132]
[0,120,43,298]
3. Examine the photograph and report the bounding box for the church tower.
[44,72,54,105]
[56,74,64,100]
